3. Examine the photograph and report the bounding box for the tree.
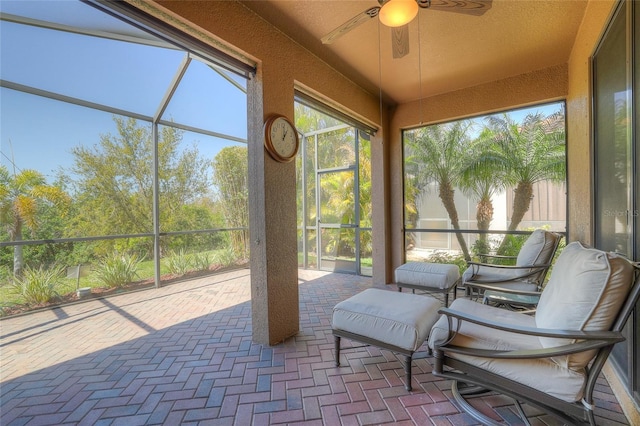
[481,111,566,253]
[405,121,472,261]
[357,137,373,257]
[212,146,249,258]
[0,165,69,275]
[312,126,359,259]
[458,127,508,248]
[483,112,566,230]
[70,117,211,256]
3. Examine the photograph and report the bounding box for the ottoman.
[332,288,441,391]
[395,262,461,306]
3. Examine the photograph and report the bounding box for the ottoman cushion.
[396,262,460,290]
[332,288,441,351]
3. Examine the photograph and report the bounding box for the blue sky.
[0,0,247,181]
[443,101,564,141]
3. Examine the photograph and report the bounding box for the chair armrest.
[439,338,623,359]
[478,254,517,260]
[464,282,542,296]
[436,307,623,341]
[476,254,517,264]
[433,307,625,360]
[465,263,551,284]
[467,262,551,271]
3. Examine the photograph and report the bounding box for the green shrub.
[192,251,212,271]
[497,234,528,258]
[94,253,141,288]
[0,265,9,285]
[214,247,237,268]
[426,251,467,275]
[471,238,492,259]
[10,264,65,305]
[471,234,527,264]
[165,249,193,276]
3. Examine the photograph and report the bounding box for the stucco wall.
[566,0,617,245]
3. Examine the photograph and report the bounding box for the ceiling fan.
[321,0,492,58]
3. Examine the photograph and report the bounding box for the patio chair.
[429,241,640,426]
[463,229,563,308]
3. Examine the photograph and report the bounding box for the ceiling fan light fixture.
[379,0,419,27]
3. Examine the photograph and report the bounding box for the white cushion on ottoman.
[332,288,441,351]
[396,262,460,290]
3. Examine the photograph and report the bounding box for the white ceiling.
[241,0,589,105]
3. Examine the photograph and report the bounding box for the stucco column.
[247,70,299,346]
[372,106,392,285]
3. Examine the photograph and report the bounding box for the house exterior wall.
[566,2,640,420]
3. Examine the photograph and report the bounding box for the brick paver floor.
[0,269,631,425]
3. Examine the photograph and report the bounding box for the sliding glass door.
[593,0,639,404]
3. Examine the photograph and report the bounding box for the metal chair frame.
[464,231,563,309]
[433,262,640,425]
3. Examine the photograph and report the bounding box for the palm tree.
[459,127,508,249]
[481,111,566,252]
[0,165,69,275]
[405,121,472,260]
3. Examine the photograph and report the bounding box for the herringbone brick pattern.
[0,269,631,425]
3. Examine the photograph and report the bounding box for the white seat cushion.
[428,298,588,402]
[333,289,441,351]
[395,262,460,290]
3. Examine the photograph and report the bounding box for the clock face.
[265,115,299,162]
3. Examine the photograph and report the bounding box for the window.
[402,102,566,264]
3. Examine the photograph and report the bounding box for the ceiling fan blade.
[392,25,410,59]
[421,0,492,16]
[321,6,380,44]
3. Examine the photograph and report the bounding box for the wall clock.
[264,114,299,163]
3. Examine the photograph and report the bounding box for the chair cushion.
[395,262,460,290]
[535,241,635,369]
[428,298,588,402]
[516,229,559,267]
